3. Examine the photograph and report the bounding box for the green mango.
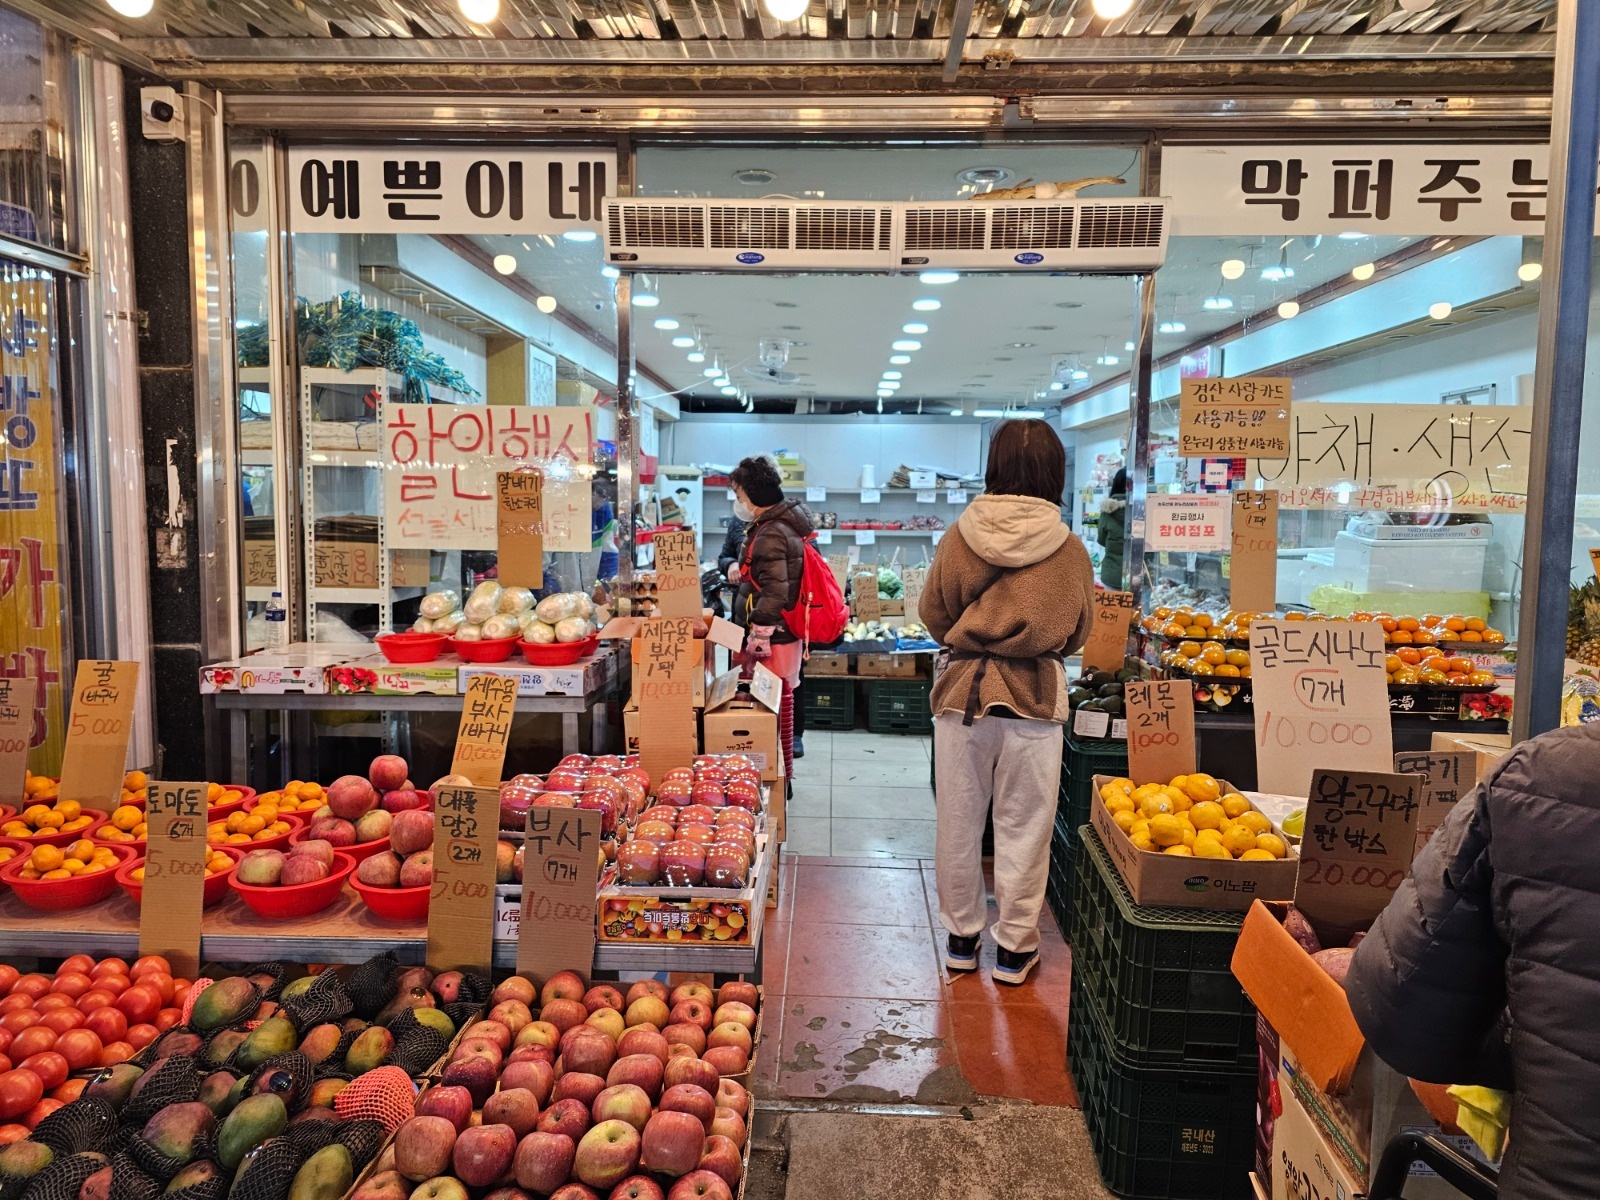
[217,1094,288,1169]
[189,978,258,1032]
[235,1017,297,1072]
[287,1144,353,1200]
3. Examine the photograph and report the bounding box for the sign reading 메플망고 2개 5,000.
[385,404,594,553]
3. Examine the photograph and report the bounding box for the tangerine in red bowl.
[351,877,430,922]
[206,785,256,821]
[209,810,305,854]
[229,851,355,919]
[116,844,243,909]
[287,824,391,864]
[0,838,34,888]
[12,813,111,849]
[0,843,135,911]
[376,632,449,664]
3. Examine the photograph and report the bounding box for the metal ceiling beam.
[1,0,156,72]
[941,0,977,82]
[1024,93,1556,129]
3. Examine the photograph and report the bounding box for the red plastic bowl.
[116,844,243,909]
[451,636,520,663]
[0,838,33,889]
[206,785,256,821]
[351,877,430,922]
[288,824,391,864]
[229,851,355,919]
[376,632,449,664]
[11,814,110,849]
[520,634,599,666]
[0,843,136,911]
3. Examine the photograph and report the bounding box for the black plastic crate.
[864,678,933,735]
[1069,979,1255,1200]
[803,677,857,731]
[1050,811,1078,935]
[1063,736,1129,835]
[1070,829,1255,1070]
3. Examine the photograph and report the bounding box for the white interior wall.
[667,417,985,488]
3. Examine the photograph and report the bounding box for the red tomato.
[115,986,160,1025]
[0,1057,13,1075]
[52,1029,101,1072]
[129,956,170,980]
[9,1027,55,1061]
[22,1098,62,1129]
[33,995,74,1014]
[0,1070,44,1120]
[37,1010,83,1036]
[138,974,175,1005]
[0,1028,13,1056]
[11,976,49,1002]
[0,1123,26,1146]
[49,973,92,1000]
[0,967,18,998]
[93,975,129,997]
[0,1012,39,1035]
[57,956,94,977]
[97,1041,132,1067]
[88,959,128,979]
[153,1009,182,1033]
[81,1007,126,1045]
[0,996,33,1016]
[124,1024,157,1051]
[49,1079,86,1104]
[19,1053,67,1091]
[75,991,115,1014]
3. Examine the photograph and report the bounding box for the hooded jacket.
[1098,494,1127,588]
[1347,723,1600,1200]
[921,494,1097,722]
[734,498,812,643]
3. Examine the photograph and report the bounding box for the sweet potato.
[1283,907,1323,955]
[1313,947,1355,985]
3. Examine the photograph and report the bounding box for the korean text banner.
[385,404,594,552]
[1245,403,1532,512]
[286,147,616,235]
[0,265,64,771]
[1166,144,1573,237]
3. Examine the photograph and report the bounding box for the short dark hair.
[1110,468,1128,496]
[730,455,785,507]
[984,420,1066,504]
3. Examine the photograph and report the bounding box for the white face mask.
[732,499,756,523]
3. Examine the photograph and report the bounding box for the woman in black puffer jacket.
[1347,722,1600,1199]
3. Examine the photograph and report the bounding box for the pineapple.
[1572,581,1600,667]
[1570,583,1588,657]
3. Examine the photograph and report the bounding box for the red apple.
[668,1001,712,1033]
[702,1046,748,1077]
[416,1085,475,1133]
[500,1059,555,1106]
[663,1056,721,1095]
[393,1114,458,1182]
[668,983,713,1008]
[702,846,748,888]
[583,985,625,1014]
[661,1023,706,1057]
[489,1000,532,1034]
[710,1003,755,1032]
[706,1023,752,1057]
[541,998,588,1034]
[514,1130,576,1193]
[641,1110,705,1178]
[574,1120,642,1191]
[658,1083,715,1132]
[560,1027,617,1078]
[714,1078,750,1120]
[540,971,587,1008]
[668,1170,733,1200]
[696,1134,743,1191]
[470,1020,513,1052]
[453,1122,518,1189]
[535,1096,592,1143]
[624,980,668,1007]
[592,1083,653,1132]
[608,1177,666,1200]
[455,1035,505,1067]
[677,805,717,828]
[508,1043,555,1068]
[440,1055,498,1106]
[676,825,716,849]
[516,1020,561,1050]
[492,977,537,1007]
[715,981,758,1010]
[551,1186,602,1200]
[606,1054,664,1101]
[552,1072,607,1110]
[624,997,670,1030]
[616,1028,669,1065]
[709,1107,746,1149]
[369,754,410,792]
[482,1088,541,1137]
[657,842,704,887]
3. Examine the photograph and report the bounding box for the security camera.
[140,87,186,142]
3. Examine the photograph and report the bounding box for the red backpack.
[743,532,849,646]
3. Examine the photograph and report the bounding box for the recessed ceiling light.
[672,336,695,348]
[892,340,922,352]
[721,386,739,396]
[1352,262,1376,281]
[492,254,517,275]
[108,0,155,13]
[601,266,620,279]
[687,352,706,363]
[714,377,731,388]
[763,0,809,21]
[889,355,912,365]
[1202,296,1234,311]
[1007,342,1034,349]
[881,381,901,390]
[654,317,680,330]
[1070,369,1089,381]
[956,167,1013,189]
[920,271,960,285]
[703,367,721,378]
[1429,301,1453,320]
[948,409,964,417]
[882,371,903,380]
[1220,259,1246,280]
[912,299,941,312]
[632,293,660,307]
[1159,321,1187,334]
[535,295,557,314]
[1278,301,1301,320]
[1091,0,1134,16]
[1518,262,1543,281]
[562,229,598,243]
[733,167,777,185]
[903,323,929,335]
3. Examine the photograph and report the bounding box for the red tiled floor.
[790,854,925,870]
[761,918,791,997]
[949,999,1078,1107]
[792,862,933,928]
[785,920,945,1001]
[769,994,957,1101]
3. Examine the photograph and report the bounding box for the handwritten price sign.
[450,673,519,786]
[1394,750,1480,854]
[1082,591,1137,672]
[635,619,701,785]
[1230,490,1278,613]
[58,661,140,809]
[0,677,34,805]
[496,470,544,589]
[1296,768,1422,946]
[427,785,502,974]
[516,806,601,979]
[1124,679,1196,782]
[652,530,702,619]
[139,782,209,976]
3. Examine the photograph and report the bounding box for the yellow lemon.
[1221,824,1259,857]
[1194,828,1224,846]
[1190,801,1226,831]
[1282,809,1306,837]
[1129,832,1154,853]
[1149,813,1186,848]
[1221,793,1252,819]
[1169,791,1194,812]
[1131,783,1164,804]
[1184,773,1222,803]
[1194,839,1231,860]
[1239,848,1277,861]
[1163,845,1195,857]
[1112,809,1138,833]
[1167,774,1188,793]
[1254,834,1288,860]
[1105,795,1136,817]
[1106,777,1135,795]
[1129,818,1150,840]
[1181,826,1197,847]
[1140,794,1176,819]
[1235,811,1272,836]
[1100,784,1126,804]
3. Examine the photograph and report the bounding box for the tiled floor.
[757,729,1077,1109]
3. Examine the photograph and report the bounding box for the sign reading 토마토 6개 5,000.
[1179,377,1291,458]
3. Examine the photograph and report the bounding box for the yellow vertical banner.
[0,265,65,774]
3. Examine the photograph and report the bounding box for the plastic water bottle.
[264,591,287,650]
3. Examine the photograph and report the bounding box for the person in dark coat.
[1346,723,1600,1200]
[719,519,747,587]
[1098,468,1127,588]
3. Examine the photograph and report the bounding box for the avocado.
[1067,687,1094,708]
[1097,682,1125,698]
[1101,696,1125,716]
[1116,667,1142,683]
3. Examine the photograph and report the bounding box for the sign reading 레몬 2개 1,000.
[285,147,615,234]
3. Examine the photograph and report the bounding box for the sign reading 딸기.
[1165,143,1588,237]
[286,147,616,235]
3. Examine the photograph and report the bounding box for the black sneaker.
[993,946,1040,986]
[793,737,805,759]
[945,933,980,972]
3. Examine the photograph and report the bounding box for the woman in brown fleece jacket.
[923,420,1097,984]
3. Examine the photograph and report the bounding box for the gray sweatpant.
[933,711,1063,955]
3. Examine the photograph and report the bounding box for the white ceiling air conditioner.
[604,197,1168,273]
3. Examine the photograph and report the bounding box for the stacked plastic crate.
[1051,736,1129,936]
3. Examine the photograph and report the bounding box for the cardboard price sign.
[1591,547,1600,581]
[427,785,503,974]
[57,661,140,808]
[496,470,544,589]
[0,677,34,806]
[827,555,850,594]
[450,673,519,786]
[635,618,701,786]
[1230,490,1278,613]
[1394,750,1480,854]
[138,782,209,977]
[852,571,882,621]
[1124,680,1196,782]
[1249,620,1393,798]
[1179,376,1291,457]
[902,566,927,625]
[652,529,702,619]
[516,806,601,980]
[1295,768,1422,947]
[1081,591,1137,672]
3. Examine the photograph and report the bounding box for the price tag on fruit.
[428,784,503,974]
[947,489,967,505]
[58,660,140,808]
[516,806,601,980]
[1230,490,1278,613]
[139,782,209,977]
[450,672,519,787]
[1249,619,1393,798]
[0,677,34,806]
[1081,591,1137,672]
[916,490,937,503]
[861,488,881,504]
[496,469,544,589]
[1394,750,1479,854]
[1124,679,1196,783]
[652,529,702,619]
[1295,768,1422,948]
[902,566,927,624]
[635,618,701,787]
[852,571,881,621]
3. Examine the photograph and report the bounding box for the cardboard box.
[778,465,805,484]
[1090,776,1298,911]
[1272,1085,1366,1200]
[244,540,276,588]
[856,653,919,679]
[1428,731,1511,777]
[391,549,432,587]
[198,644,369,693]
[703,700,781,782]
[597,834,771,944]
[879,599,906,616]
[314,539,380,589]
[328,656,459,696]
[908,470,938,489]
[459,651,616,699]
[804,654,852,677]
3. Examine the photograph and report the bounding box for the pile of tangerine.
[97,806,148,843]
[14,841,119,880]
[1349,612,1507,646]
[248,779,325,815]
[205,803,294,846]
[20,771,59,804]
[1159,640,1252,678]
[2,801,99,839]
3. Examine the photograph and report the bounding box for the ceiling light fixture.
[877,389,893,399]
[562,229,598,242]
[1070,369,1090,382]
[882,371,903,380]
[1008,342,1035,349]
[956,167,1013,189]
[1159,320,1187,334]
[1260,245,1295,282]
[632,293,660,308]
[714,377,731,388]
[1202,296,1234,311]
[912,298,942,312]
[1338,231,1368,240]
[458,0,499,20]
[892,340,922,352]
[671,336,695,348]
[1429,301,1454,320]
[890,355,912,365]
[492,254,517,275]
[972,408,1005,418]
[1091,0,1134,16]
[601,266,620,279]
[763,0,810,20]
[535,295,557,314]
[949,409,964,417]
[903,323,930,335]
[1352,262,1376,281]
[721,386,739,396]
[1220,259,1246,280]
[107,0,155,14]
[920,271,960,285]
[733,167,777,185]
[1518,262,1543,282]
[653,317,679,330]
[1124,341,1135,351]
[703,366,721,378]
[1278,301,1301,320]
[1049,382,1065,391]
[687,351,706,363]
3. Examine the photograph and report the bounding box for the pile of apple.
[614,805,756,890]
[357,809,439,890]
[301,755,431,853]
[357,972,759,1200]
[499,754,653,839]
[0,954,190,1131]
[234,838,343,889]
